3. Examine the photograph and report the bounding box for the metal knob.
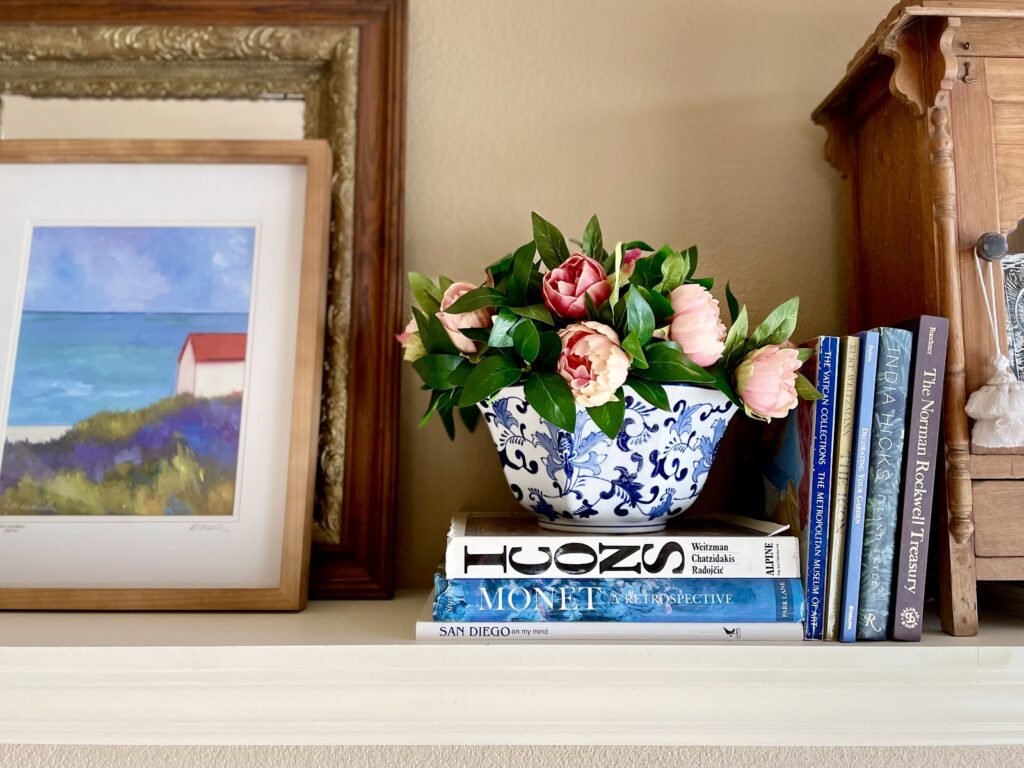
[976,232,1008,263]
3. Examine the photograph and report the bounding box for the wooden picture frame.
[0,139,331,611]
[0,0,407,598]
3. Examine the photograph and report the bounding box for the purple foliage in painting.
[0,395,242,494]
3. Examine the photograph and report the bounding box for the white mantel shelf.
[1,590,1023,746]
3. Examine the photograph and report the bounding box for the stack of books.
[763,315,949,642]
[417,511,806,642]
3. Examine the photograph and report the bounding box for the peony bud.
[556,321,631,409]
[436,281,493,355]
[735,344,802,420]
[542,253,611,320]
[395,317,425,362]
[668,284,727,367]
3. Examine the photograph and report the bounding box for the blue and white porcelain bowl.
[479,383,736,533]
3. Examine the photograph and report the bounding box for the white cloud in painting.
[23,226,256,314]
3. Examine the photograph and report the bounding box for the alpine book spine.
[891,316,948,641]
[444,535,801,580]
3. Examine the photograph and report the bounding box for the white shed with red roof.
[175,333,247,398]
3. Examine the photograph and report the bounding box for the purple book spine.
[891,316,949,641]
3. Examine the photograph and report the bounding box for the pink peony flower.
[668,284,727,366]
[556,321,631,408]
[395,317,425,362]
[542,253,611,320]
[735,344,802,420]
[436,281,493,355]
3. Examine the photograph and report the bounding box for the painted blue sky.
[23,226,255,314]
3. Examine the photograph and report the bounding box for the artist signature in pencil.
[189,523,229,533]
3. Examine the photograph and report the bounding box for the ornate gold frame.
[0,26,359,547]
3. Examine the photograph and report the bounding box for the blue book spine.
[857,327,913,640]
[804,336,840,640]
[433,575,806,624]
[838,330,879,643]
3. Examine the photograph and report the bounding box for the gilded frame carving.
[0,28,359,546]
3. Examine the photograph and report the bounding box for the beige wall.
[0,0,897,589]
[398,0,895,585]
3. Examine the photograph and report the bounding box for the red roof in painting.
[178,333,247,364]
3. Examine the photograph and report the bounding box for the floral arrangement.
[399,213,821,439]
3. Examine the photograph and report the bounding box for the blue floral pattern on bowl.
[479,384,736,532]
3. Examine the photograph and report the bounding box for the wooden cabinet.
[814,1,1024,636]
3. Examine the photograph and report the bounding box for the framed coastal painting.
[0,140,331,610]
[0,1,408,599]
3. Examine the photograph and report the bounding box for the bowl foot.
[536,518,669,534]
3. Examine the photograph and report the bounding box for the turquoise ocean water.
[6,312,248,427]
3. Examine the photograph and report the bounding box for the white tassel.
[966,354,1024,448]
[968,250,1024,448]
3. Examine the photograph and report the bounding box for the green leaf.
[582,215,604,260]
[512,319,541,363]
[622,332,648,368]
[611,241,625,305]
[408,272,443,314]
[508,242,536,306]
[627,379,671,411]
[795,372,823,400]
[587,389,626,439]
[509,304,554,325]
[626,287,655,343]
[487,252,514,285]
[722,305,749,366]
[445,286,508,314]
[635,286,674,325]
[691,276,714,290]
[417,389,445,428]
[623,240,654,252]
[658,250,688,293]
[458,356,522,407]
[523,372,576,432]
[459,405,481,432]
[751,296,800,347]
[612,294,627,329]
[639,342,715,385]
[438,403,456,439]
[412,354,467,390]
[531,211,569,270]
[585,291,602,322]
[797,346,814,363]
[412,306,458,355]
[630,256,655,288]
[438,276,454,292]
[706,362,743,407]
[725,282,740,324]
[487,308,520,348]
[684,245,698,278]
[459,327,491,343]
[535,331,562,370]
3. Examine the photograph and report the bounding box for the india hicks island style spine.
[857,327,912,641]
[891,316,948,641]
[838,331,879,643]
